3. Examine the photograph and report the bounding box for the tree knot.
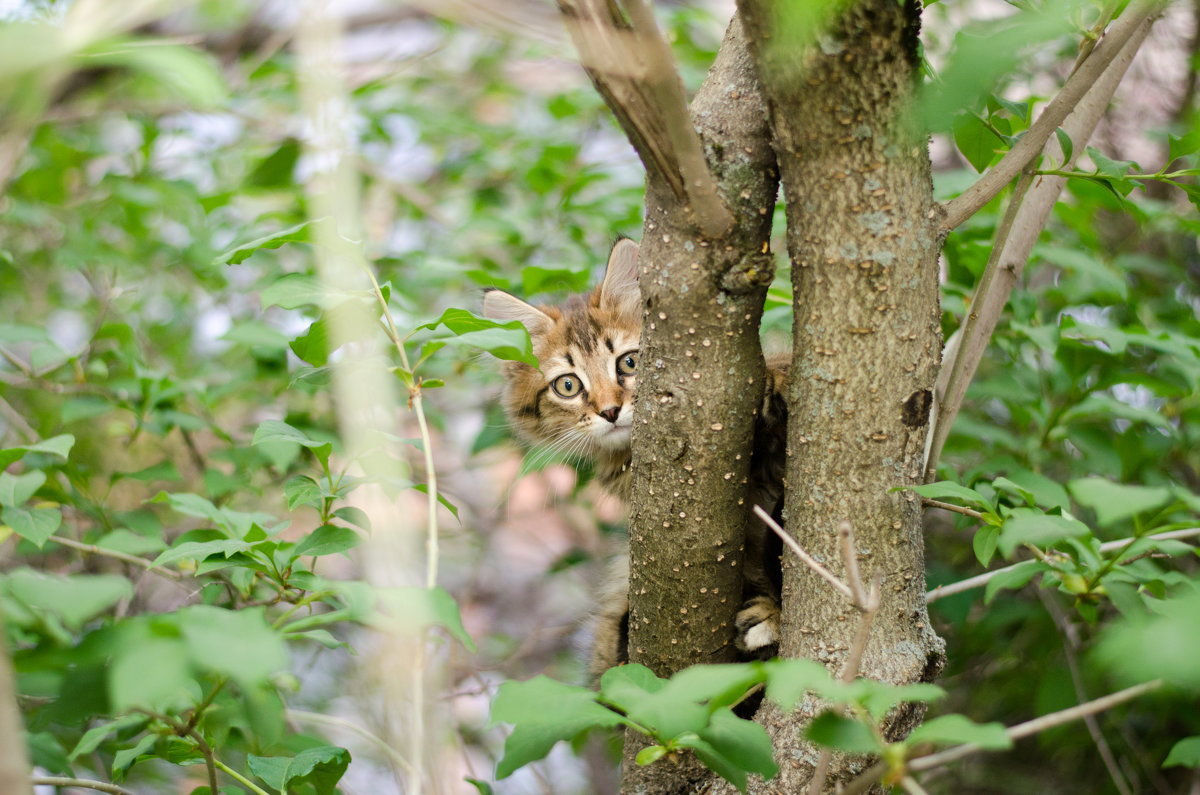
[720,251,775,295]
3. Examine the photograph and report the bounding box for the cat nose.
[599,406,621,424]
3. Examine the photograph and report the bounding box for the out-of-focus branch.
[924,9,1158,480]
[939,0,1162,233]
[556,0,733,237]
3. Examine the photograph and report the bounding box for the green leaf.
[70,715,149,760]
[334,506,372,531]
[973,524,1000,567]
[374,586,477,652]
[763,658,833,710]
[247,138,301,189]
[83,38,226,108]
[285,475,325,510]
[0,470,46,506]
[2,505,61,547]
[907,714,1012,750]
[112,733,158,781]
[219,221,317,267]
[221,321,290,350]
[294,524,362,558]
[1086,146,1138,179]
[1094,587,1200,689]
[805,712,880,754]
[178,606,289,686]
[1068,478,1173,528]
[696,708,778,780]
[492,676,628,778]
[418,308,537,367]
[3,568,133,630]
[1164,736,1200,768]
[953,113,1002,172]
[465,777,496,794]
[1055,127,1073,164]
[153,538,252,567]
[636,745,669,765]
[0,434,74,470]
[247,747,351,795]
[984,560,1043,603]
[252,420,333,450]
[413,484,460,522]
[998,512,1091,558]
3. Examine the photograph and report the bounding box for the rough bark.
[619,15,779,794]
[727,0,947,791]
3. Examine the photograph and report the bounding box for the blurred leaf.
[492,676,628,778]
[908,714,1012,749]
[83,38,225,107]
[220,222,318,267]
[1068,478,1173,527]
[1164,736,1200,768]
[805,712,879,754]
[953,113,1002,172]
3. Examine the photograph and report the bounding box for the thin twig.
[838,520,868,608]
[901,775,932,795]
[908,680,1163,772]
[939,0,1160,231]
[920,497,985,521]
[47,534,186,582]
[135,709,218,794]
[30,778,134,795]
[212,758,273,795]
[924,527,1200,604]
[1038,591,1132,795]
[754,505,853,601]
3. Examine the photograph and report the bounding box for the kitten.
[483,238,786,683]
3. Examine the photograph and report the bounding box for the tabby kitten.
[483,238,787,682]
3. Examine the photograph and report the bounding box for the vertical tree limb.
[733,0,945,790]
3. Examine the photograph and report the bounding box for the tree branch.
[755,505,854,602]
[924,8,1158,480]
[939,0,1162,232]
[46,534,186,582]
[909,679,1163,772]
[556,0,733,237]
[30,778,133,795]
[924,527,1200,604]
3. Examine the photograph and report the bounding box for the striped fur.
[484,239,788,683]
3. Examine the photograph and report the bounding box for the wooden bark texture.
[619,14,781,795]
[727,0,947,791]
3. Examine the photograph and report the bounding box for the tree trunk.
[727,0,946,790]
[621,15,780,793]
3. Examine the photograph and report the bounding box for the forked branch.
[556,0,733,237]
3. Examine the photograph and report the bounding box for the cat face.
[483,239,641,459]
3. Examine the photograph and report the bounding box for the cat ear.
[598,237,640,318]
[482,289,552,338]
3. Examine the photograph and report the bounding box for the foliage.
[0,0,1199,793]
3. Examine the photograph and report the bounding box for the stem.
[908,680,1163,772]
[212,758,276,795]
[43,534,185,581]
[920,498,985,521]
[754,505,854,602]
[30,779,133,795]
[924,527,1200,604]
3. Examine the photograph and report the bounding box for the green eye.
[617,351,637,376]
[552,374,582,398]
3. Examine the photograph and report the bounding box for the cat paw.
[735,596,780,658]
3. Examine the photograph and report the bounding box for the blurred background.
[1,0,1199,793]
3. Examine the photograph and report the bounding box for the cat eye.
[552,374,583,398]
[616,351,637,376]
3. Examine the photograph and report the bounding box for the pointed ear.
[482,289,552,338]
[598,237,640,318]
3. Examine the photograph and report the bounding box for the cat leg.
[735,595,780,658]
